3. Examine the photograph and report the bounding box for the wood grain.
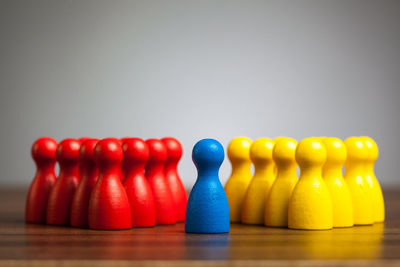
[1,188,400,266]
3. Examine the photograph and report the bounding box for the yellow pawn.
[224,137,253,223]
[322,138,354,227]
[344,137,373,225]
[264,138,298,227]
[289,138,332,230]
[361,136,385,223]
[241,138,275,225]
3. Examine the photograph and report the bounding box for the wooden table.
[1,188,399,266]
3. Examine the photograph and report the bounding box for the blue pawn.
[185,139,230,234]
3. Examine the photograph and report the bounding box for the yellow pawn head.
[344,137,368,165]
[250,138,274,166]
[323,137,347,169]
[273,138,298,166]
[227,137,252,163]
[295,137,327,168]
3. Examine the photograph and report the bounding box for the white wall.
[1,0,399,188]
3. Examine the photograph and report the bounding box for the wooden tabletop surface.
[1,188,400,266]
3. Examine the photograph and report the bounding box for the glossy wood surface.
[1,188,400,266]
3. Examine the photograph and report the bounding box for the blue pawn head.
[192,139,224,174]
[185,139,230,234]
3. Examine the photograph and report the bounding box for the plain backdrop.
[0,0,399,188]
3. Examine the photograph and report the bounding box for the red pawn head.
[26,137,58,223]
[57,138,81,166]
[162,137,183,163]
[161,137,187,222]
[122,138,149,167]
[31,137,58,165]
[146,139,168,166]
[94,138,123,169]
[89,138,131,230]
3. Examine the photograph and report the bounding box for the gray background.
[0,0,399,188]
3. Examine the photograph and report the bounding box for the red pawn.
[145,139,176,225]
[26,137,58,223]
[162,137,187,222]
[122,138,156,227]
[46,138,81,225]
[88,138,132,230]
[70,139,99,228]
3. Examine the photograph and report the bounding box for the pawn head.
[192,139,224,171]
[94,138,123,166]
[344,137,368,163]
[162,137,183,162]
[361,136,379,162]
[122,138,149,164]
[146,139,168,163]
[322,137,347,165]
[272,137,297,165]
[227,137,252,162]
[295,138,327,167]
[79,139,99,165]
[31,137,58,162]
[250,138,274,165]
[56,138,81,164]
